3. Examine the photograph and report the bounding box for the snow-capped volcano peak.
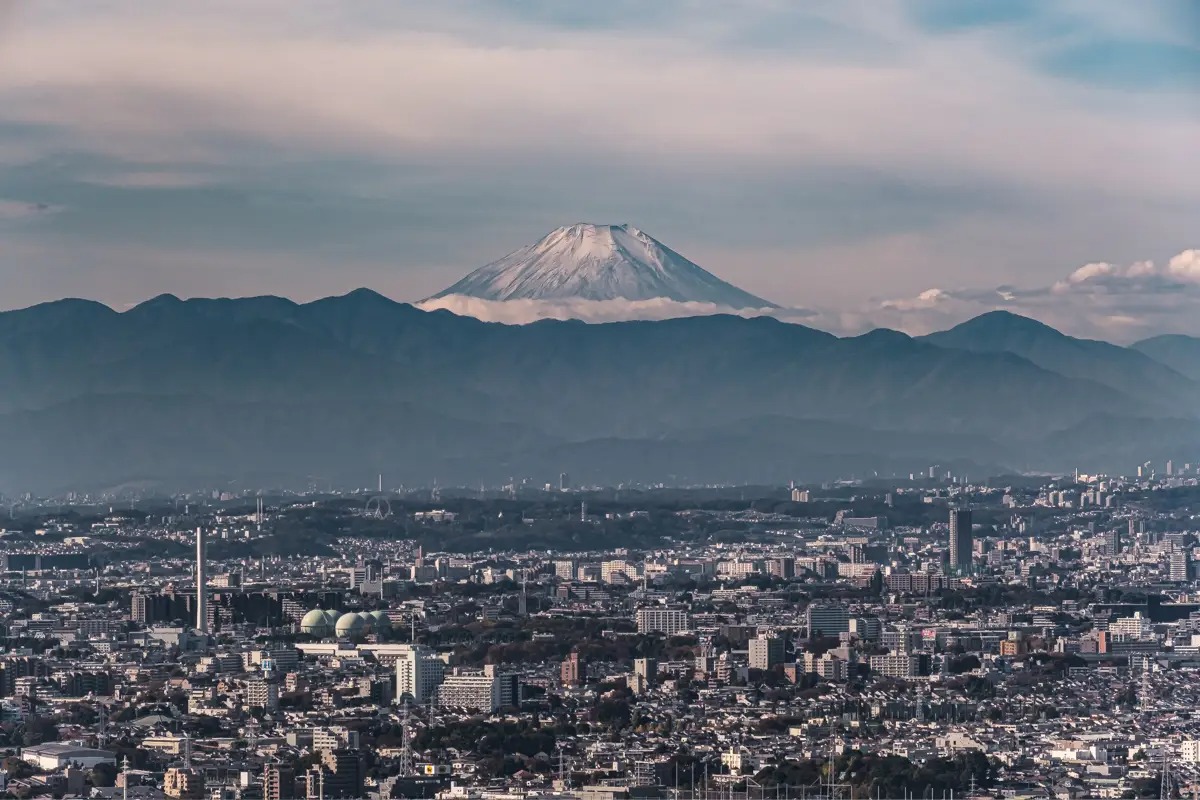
[429,223,775,308]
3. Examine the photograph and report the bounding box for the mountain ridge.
[920,309,1197,405]
[1131,334,1200,382]
[0,294,1195,491]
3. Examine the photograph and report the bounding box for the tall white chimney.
[195,527,208,634]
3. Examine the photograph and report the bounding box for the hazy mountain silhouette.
[0,293,1194,492]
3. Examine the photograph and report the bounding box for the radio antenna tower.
[1159,743,1172,800]
[399,701,413,776]
[1140,656,1154,713]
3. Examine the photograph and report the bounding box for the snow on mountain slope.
[428,223,776,308]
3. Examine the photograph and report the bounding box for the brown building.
[999,630,1029,657]
[164,768,205,800]
[264,764,296,800]
[560,651,586,686]
[306,749,362,799]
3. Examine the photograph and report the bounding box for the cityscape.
[0,466,1197,798]
[0,2,1197,799]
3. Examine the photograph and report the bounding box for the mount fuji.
[428,223,775,309]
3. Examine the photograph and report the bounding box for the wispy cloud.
[874,248,1200,341]
[418,294,817,326]
[0,1,1194,335]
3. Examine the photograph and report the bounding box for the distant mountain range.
[429,222,775,308]
[0,291,1196,493]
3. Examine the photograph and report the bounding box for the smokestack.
[196,527,208,634]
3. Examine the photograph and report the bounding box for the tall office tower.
[1170,551,1191,583]
[948,508,973,572]
[394,644,445,703]
[1104,528,1123,556]
[195,527,208,634]
[748,634,785,671]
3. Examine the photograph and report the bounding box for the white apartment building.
[394,644,445,703]
[870,653,924,679]
[636,608,690,635]
[437,670,501,712]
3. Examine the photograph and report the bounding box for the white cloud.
[875,248,1200,341]
[1166,249,1200,281]
[1049,251,1200,292]
[1064,262,1116,284]
[417,294,816,326]
[0,2,1193,335]
[880,287,950,311]
[0,2,1194,200]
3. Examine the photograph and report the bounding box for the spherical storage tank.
[369,610,392,634]
[300,609,333,637]
[335,612,366,637]
[357,611,376,634]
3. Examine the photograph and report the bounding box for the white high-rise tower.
[195,527,209,633]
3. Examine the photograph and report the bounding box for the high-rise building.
[602,560,636,583]
[561,651,586,686]
[805,604,850,638]
[132,591,175,625]
[263,765,296,800]
[1104,528,1123,556]
[350,560,384,594]
[195,528,208,634]
[394,644,445,703]
[849,617,882,642]
[1170,551,1191,583]
[766,557,795,580]
[483,664,520,707]
[748,634,784,671]
[247,677,280,711]
[949,508,973,572]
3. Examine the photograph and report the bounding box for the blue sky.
[0,0,1196,340]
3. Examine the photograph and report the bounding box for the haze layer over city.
[0,3,1197,800]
